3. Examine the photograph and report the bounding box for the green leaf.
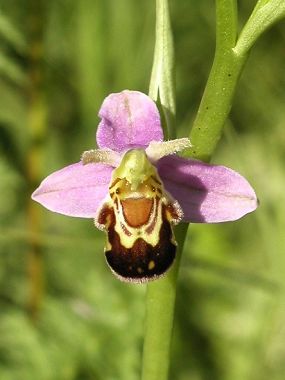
[148,0,175,139]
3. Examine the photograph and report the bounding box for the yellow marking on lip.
[148,260,155,270]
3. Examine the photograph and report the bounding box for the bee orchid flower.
[32,90,258,283]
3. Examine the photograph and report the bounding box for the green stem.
[141,224,189,380]
[188,0,247,162]
[26,0,46,321]
[188,0,285,163]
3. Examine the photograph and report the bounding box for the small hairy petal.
[96,90,163,152]
[32,162,113,218]
[81,148,121,166]
[157,156,258,223]
[146,138,191,162]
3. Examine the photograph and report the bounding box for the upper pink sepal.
[96,90,163,152]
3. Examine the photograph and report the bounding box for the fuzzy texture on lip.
[32,90,258,223]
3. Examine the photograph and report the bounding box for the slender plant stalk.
[188,0,285,163]
[141,224,189,380]
[188,0,247,162]
[26,1,46,321]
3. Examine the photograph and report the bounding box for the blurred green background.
[0,1,285,379]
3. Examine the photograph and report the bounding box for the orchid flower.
[32,90,258,283]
